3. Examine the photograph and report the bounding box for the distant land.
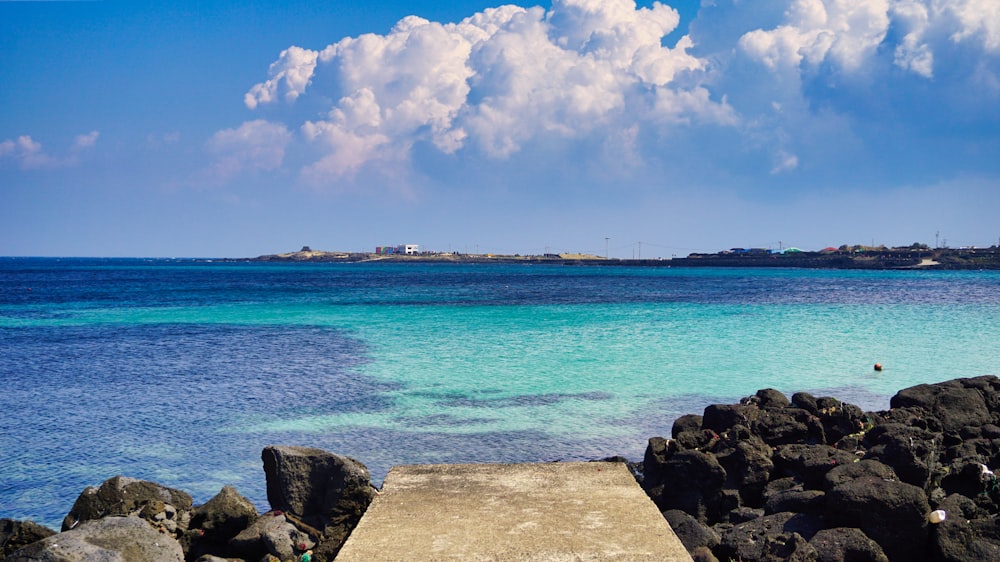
[250,245,1000,270]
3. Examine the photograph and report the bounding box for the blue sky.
[2,0,998,257]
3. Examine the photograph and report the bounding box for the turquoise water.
[1,259,998,528]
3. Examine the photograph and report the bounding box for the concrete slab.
[335,462,693,561]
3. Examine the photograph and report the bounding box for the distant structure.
[375,244,419,255]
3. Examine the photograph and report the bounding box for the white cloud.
[244,46,319,109]
[738,0,1000,79]
[245,0,732,182]
[738,0,891,72]
[206,120,292,182]
[0,132,99,170]
[73,130,100,150]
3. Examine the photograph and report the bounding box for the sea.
[1,257,998,529]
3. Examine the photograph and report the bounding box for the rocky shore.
[4,376,1000,561]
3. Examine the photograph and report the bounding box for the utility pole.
[605,237,609,259]
[638,241,642,260]
[936,231,940,249]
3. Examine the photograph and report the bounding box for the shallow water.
[1,258,998,528]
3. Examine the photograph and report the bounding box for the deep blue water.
[1,258,998,528]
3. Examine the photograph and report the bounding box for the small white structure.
[404,244,419,255]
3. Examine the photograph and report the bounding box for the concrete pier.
[335,462,693,561]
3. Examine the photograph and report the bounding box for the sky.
[2,0,999,258]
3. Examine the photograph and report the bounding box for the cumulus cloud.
[244,46,319,109]
[738,0,1000,79]
[0,132,99,170]
[245,0,732,182]
[206,120,292,182]
[738,0,891,72]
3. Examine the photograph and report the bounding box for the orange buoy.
[874,363,883,371]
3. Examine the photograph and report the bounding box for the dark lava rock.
[752,408,826,447]
[863,423,942,488]
[764,488,826,516]
[674,429,722,451]
[712,426,774,507]
[932,511,1000,562]
[643,441,727,523]
[824,459,899,491]
[716,511,823,562]
[1,519,56,559]
[183,485,259,560]
[891,378,992,434]
[940,460,994,499]
[702,403,760,435]
[773,444,859,489]
[8,516,184,562]
[261,445,375,559]
[792,392,819,414]
[808,527,888,562]
[826,476,930,561]
[673,414,704,438]
[61,475,193,537]
[663,509,721,551]
[755,388,792,409]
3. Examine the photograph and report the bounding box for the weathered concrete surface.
[335,462,693,561]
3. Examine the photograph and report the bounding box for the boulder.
[863,423,942,488]
[940,460,996,500]
[932,511,1000,562]
[7,516,184,562]
[0,519,56,558]
[891,379,992,434]
[824,459,899,491]
[663,509,721,552]
[261,445,375,557]
[825,476,930,561]
[642,445,727,523]
[763,486,825,516]
[791,392,819,414]
[814,400,869,445]
[751,408,826,447]
[229,511,315,561]
[808,527,888,562]
[702,403,761,435]
[711,426,774,507]
[773,444,859,489]
[183,485,259,560]
[755,388,792,410]
[673,429,721,451]
[715,512,823,562]
[672,414,704,438]
[61,475,192,538]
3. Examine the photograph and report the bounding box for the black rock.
[825,476,930,561]
[823,459,898,491]
[715,512,823,562]
[261,445,375,559]
[672,414,704,438]
[0,519,56,559]
[643,446,727,522]
[663,509,721,552]
[756,388,792,409]
[808,527,888,562]
[891,378,992,434]
[773,444,859,489]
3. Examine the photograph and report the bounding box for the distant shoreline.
[247,247,1000,270]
